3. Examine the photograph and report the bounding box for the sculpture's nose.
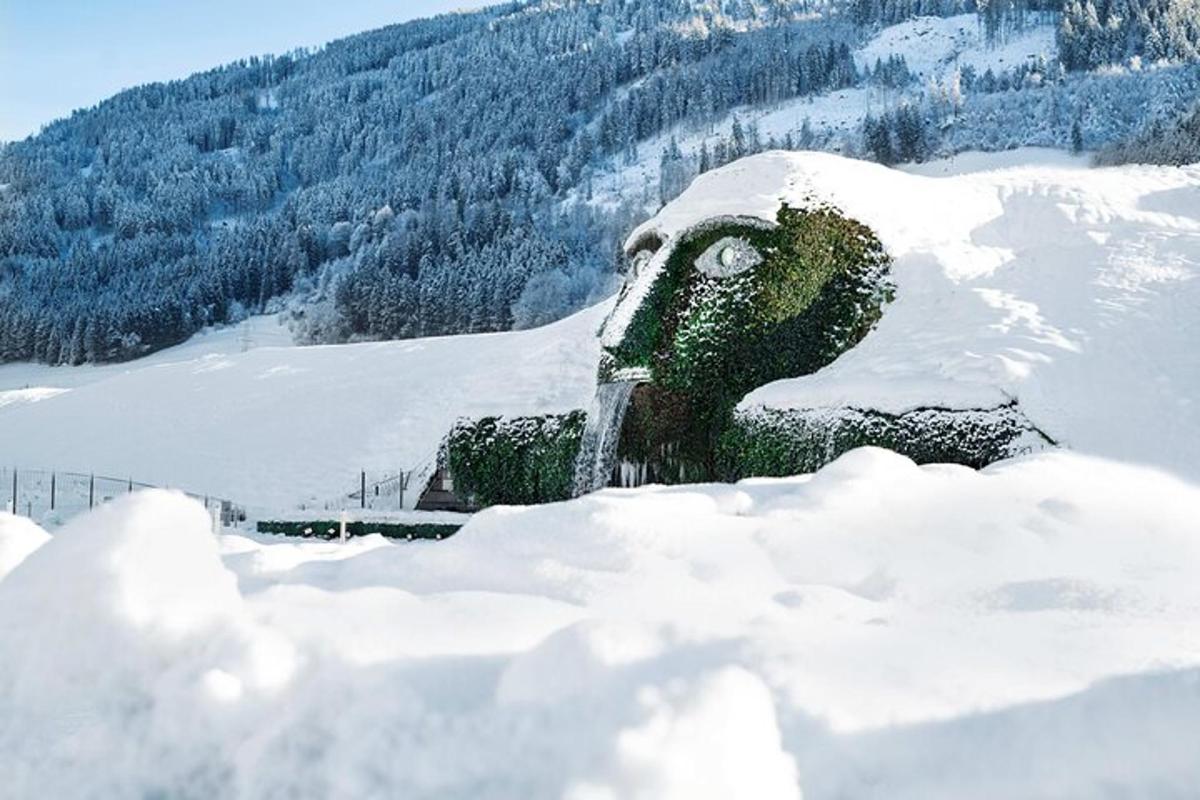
[595,231,671,386]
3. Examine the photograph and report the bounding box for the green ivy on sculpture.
[604,202,894,484]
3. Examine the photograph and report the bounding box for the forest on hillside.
[1,0,1198,364]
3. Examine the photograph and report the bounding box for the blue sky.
[0,1,482,142]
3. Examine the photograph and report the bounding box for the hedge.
[445,410,587,507]
[256,520,462,541]
[718,404,1054,479]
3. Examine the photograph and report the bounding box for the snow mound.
[0,490,296,797]
[625,151,1200,478]
[0,512,50,579]
[2,451,1199,797]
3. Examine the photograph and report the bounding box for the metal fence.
[306,449,441,513]
[1,467,242,526]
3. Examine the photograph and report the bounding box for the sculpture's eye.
[695,237,762,278]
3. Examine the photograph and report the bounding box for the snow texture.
[0,513,50,579]
[2,449,1199,797]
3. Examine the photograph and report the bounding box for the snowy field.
[0,303,609,513]
[2,447,1199,798]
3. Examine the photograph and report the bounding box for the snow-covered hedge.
[446,411,586,507]
[719,404,1052,479]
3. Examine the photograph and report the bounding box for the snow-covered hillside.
[3,448,1199,797]
[853,13,1056,80]
[585,13,1057,212]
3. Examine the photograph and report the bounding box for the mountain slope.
[2,0,1197,366]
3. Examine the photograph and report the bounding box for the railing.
[3,451,443,527]
[310,449,441,513]
[1,467,243,526]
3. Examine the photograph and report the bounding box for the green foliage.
[446,411,586,507]
[256,520,461,541]
[607,204,894,484]
[718,405,1052,480]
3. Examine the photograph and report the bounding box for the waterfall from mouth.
[572,381,637,497]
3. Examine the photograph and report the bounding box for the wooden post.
[361,471,366,509]
[89,474,95,509]
[50,472,56,511]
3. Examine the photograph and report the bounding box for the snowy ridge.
[583,13,1058,215]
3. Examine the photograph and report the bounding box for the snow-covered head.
[599,208,891,391]
[595,154,894,483]
[599,154,892,393]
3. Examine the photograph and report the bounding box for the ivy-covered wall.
[718,404,1054,480]
[604,203,895,484]
[445,411,586,507]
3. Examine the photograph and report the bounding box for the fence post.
[361,471,366,510]
[10,468,16,515]
[50,472,56,511]
[128,478,133,493]
[89,474,95,509]
[399,471,405,510]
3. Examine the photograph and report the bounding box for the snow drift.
[2,450,1199,798]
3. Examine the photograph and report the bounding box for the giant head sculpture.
[439,153,1051,510]
[593,203,894,486]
